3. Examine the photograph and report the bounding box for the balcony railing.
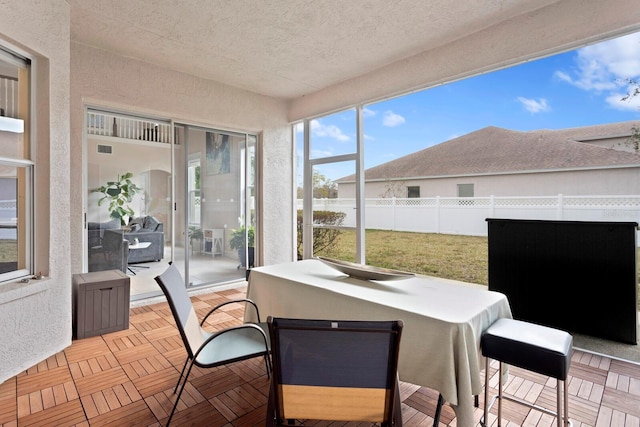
[87,111,173,144]
[0,74,18,118]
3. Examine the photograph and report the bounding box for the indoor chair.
[265,316,404,426]
[100,228,129,273]
[155,264,271,426]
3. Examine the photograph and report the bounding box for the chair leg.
[482,357,572,427]
[393,380,403,426]
[265,380,276,427]
[264,353,271,378]
[498,361,504,427]
[482,358,503,427]
[166,360,196,427]
[174,357,190,393]
[433,393,444,427]
[557,378,562,427]
[483,356,490,427]
[564,378,569,427]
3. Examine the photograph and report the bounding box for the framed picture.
[206,132,230,175]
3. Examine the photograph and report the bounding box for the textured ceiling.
[68,0,561,100]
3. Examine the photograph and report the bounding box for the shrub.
[296,210,346,259]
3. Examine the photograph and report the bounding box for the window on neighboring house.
[457,184,474,197]
[0,45,33,282]
[407,186,420,198]
[457,184,474,206]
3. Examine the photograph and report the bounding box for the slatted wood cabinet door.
[72,269,130,339]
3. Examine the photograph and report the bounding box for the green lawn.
[0,240,17,261]
[316,230,490,285]
[315,229,640,306]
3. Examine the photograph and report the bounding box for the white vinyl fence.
[300,195,640,242]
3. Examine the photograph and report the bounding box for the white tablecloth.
[245,259,512,426]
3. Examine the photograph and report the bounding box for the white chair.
[155,263,271,426]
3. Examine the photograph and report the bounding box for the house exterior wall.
[0,1,71,382]
[337,166,640,199]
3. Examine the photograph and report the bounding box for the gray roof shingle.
[338,121,640,181]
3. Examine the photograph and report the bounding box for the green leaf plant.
[96,172,142,225]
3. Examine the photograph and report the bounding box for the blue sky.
[297,30,640,182]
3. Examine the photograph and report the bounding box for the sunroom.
[0,1,639,425]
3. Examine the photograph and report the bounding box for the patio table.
[127,241,152,275]
[244,259,512,426]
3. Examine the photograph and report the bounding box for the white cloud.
[363,107,376,117]
[310,119,350,141]
[382,110,406,127]
[553,70,571,84]
[580,32,640,79]
[556,32,640,98]
[517,97,551,114]
[607,91,640,111]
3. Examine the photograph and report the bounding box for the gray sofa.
[124,216,164,264]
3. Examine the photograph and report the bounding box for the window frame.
[0,45,34,283]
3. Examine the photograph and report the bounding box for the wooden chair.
[155,264,271,426]
[265,316,404,426]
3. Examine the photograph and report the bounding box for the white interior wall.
[86,135,171,224]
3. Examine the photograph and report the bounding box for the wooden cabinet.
[72,270,130,339]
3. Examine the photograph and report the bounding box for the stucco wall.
[0,0,71,382]
[70,43,294,274]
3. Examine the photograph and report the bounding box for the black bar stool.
[480,318,573,427]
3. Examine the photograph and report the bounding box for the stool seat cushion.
[481,318,573,380]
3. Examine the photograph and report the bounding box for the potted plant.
[188,226,203,254]
[95,172,142,226]
[229,224,255,268]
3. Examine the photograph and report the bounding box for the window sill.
[0,277,50,306]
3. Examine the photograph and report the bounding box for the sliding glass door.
[85,109,257,298]
[85,110,172,298]
[173,123,257,287]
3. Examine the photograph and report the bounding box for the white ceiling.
[68,0,562,100]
